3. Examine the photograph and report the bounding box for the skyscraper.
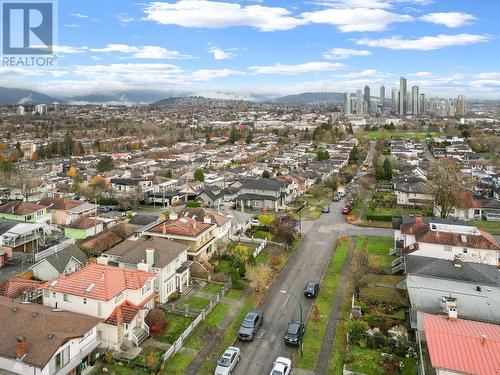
[356,89,364,115]
[344,92,352,115]
[399,77,407,117]
[380,85,385,107]
[419,93,426,114]
[364,85,371,110]
[456,95,466,117]
[391,88,398,112]
[411,85,419,115]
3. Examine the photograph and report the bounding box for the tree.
[262,170,270,178]
[349,144,359,164]
[383,157,392,180]
[246,131,253,145]
[194,168,204,182]
[164,169,173,178]
[145,308,167,333]
[67,165,78,178]
[429,161,462,218]
[246,264,273,292]
[229,127,239,144]
[228,244,249,264]
[316,149,330,161]
[96,155,113,173]
[259,214,275,228]
[345,320,370,346]
[351,250,369,299]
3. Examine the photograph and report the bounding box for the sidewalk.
[314,238,356,375]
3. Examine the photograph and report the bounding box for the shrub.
[378,355,401,375]
[186,201,202,208]
[145,308,167,333]
[345,320,369,346]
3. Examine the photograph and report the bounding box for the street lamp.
[281,290,304,357]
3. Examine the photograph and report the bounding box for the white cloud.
[339,69,389,78]
[420,12,476,28]
[249,61,346,75]
[356,33,491,50]
[409,71,433,77]
[474,72,500,80]
[143,0,305,31]
[117,13,135,24]
[71,13,88,19]
[323,48,371,59]
[311,0,433,9]
[54,45,88,54]
[89,44,194,59]
[302,8,413,32]
[208,46,236,60]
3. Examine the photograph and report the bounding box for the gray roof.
[236,193,279,201]
[129,214,160,226]
[406,255,500,286]
[38,244,88,273]
[0,219,18,235]
[106,237,189,268]
[241,178,287,191]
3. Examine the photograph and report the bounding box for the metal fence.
[161,279,232,363]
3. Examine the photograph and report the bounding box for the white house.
[395,217,500,266]
[0,296,100,375]
[41,263,156,350]
[102,237,191,303]
[29,244,88,281]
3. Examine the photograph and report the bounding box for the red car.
[342,206,352,215]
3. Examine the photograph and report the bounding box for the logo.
[1,0,57,66]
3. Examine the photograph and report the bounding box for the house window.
[63,294,70,302]
[51,346,70,374]
[115,293,124,303]
[83,298,87,304]
[97,302,102,317]
[463,248,468,254]
[44,290,49,298]
[444,245,452,252]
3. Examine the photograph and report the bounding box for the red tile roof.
[0,201,47,216]
[0,278,43,299]
[401,222,499,251]
[67,216,99,229]
[148,216,213,238]
[105,301,139,325]
[41,263,156,301]
[424,314,500,375]
[38,197,84,210]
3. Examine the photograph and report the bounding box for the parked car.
[238,309,264,341]
[333,194,340,202]
[250,217,260,226]
[322,206,330,213]
[304,281,320,298]
[215,347,240,375]
[342,205,352,215]
[284,320,304,346]
[269,357,292,375]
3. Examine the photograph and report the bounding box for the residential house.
[434,191,483,221]
[393,177,433,208]
[109,178,154,199]
[393,216,500,269]
[0,296,100,375]
[102,237,190,303]
[0,219,47,262]
[37,197,98,226]
[423,313,500,375]
[179,207,231,243]
[29,245,88,281]
[406,255,500,327]
[0,201,51,224]
[41,263,156,349]
[235,178,291,212]
[144,215,216,261]
[64,217,103,240]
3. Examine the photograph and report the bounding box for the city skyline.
[0,0,499,99]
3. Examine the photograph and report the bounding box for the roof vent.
[85,283,96,293]
[50,280,58,287]
[461,234,467,243]
[48,333,54,339]
[32,312,38,317]
[12,307,18,312]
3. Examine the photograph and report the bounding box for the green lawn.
[201,283,223,295]
[361,274,407,306]
[256,250,269,265]
[132,346,164,367]
[178,296,210,310]
[471,220,500,235]
[154,313,194,344]
[345,347,417,375]
[184,303,230,350]
[225,289,243,300]
[361,130,439,140]
[161,352,194,375]
[296,238,351,370]
[356,235,395,270]
[103,364,148,375]
[253,230,276,241]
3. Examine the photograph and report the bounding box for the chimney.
[481,334,487,345]
[146,248,154,267]
[203,216,212,224]
[448,307,458,320]
[16,336,27,360]
[415,215,422,224]
[162,221,166,234]
[169,212,178,220]
[96,256,108,266]
[453,257,462,268]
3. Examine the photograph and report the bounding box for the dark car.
[322,206,330,213]
[304,281,320,298]
[284,320,304,346]
[238,309,264,341]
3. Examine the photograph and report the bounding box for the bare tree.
[351,250,370,299]
[246,264,273,292]
[429,160,462,218]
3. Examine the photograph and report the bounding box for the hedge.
[365,214,394,222]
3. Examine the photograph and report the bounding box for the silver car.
[215,347,240,375]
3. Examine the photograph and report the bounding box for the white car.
[270,357,292,375]
[250,218,260,226]
[215,347,240,375]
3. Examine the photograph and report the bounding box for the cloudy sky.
[2,0,500,98]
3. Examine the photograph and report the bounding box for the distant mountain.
[66,90,187,105]
[0,87,59,105]
[268,92,346,104]
[152,96,251,107]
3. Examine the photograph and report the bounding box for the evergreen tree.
[383,157,393,180]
